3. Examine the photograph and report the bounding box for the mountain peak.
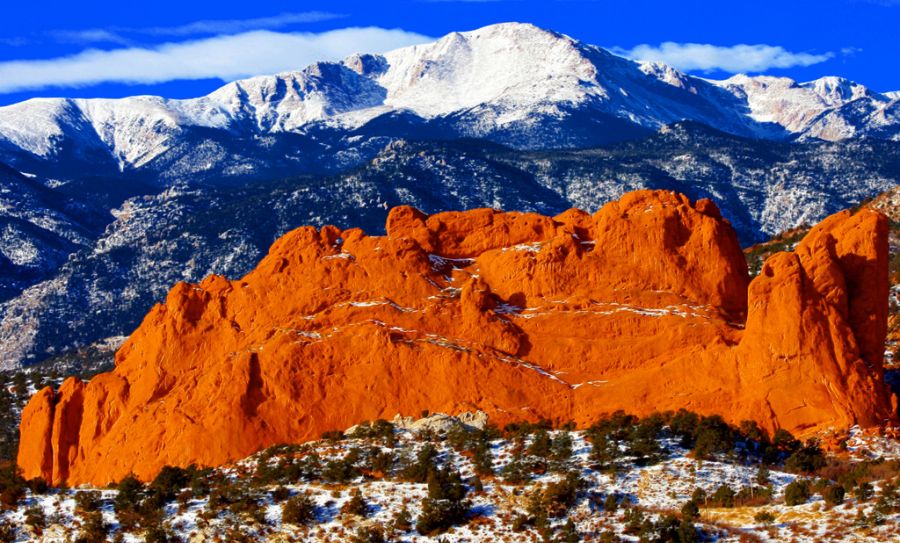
[805,75,872,104]
[0,22,895,171]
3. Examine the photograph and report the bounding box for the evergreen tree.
[784,480,811,506]
[341,488,369,517]
[282,492,317,525]
[528,429,553,458]
[416,468,470,535]
[472,440,494,476]
[680,500,699,521]
[556,519,580,542]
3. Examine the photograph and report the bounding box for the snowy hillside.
[0,23,896,177]
[0,126,897,370]
[1,411,898,542]
[712,74,899,141]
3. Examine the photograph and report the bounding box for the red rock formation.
[17,190,898,485]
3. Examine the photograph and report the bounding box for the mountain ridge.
[0,22,896,179]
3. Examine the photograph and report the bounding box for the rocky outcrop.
[18,190,898,486]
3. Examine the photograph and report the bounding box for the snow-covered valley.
[1,412,898,542]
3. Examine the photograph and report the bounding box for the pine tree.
[528,429,553,458]
[556,519,580,542]
[341,487,369,517]
[416,468,470,535]
[282,492,317,525]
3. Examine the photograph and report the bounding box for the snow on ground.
[3,416,899,542]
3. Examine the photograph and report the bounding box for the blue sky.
[0,0,896,106]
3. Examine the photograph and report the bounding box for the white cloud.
[0,27,433,94]
[46,11,346,45]
[51,29,133,46]
[614,42,834,73]
[128,11,345,37]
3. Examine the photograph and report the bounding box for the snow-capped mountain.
[711,74,898,141]
[0,23,896,179]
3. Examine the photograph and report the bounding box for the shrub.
[26,477,49,495]
[823,484,845,507]
[150,466,190,500]
[144,523,174,543]
[629,415,664,466]
[692,415,734,459]
[501,452,531,484]
[874,480,899,515]
[589,435,619,470]
[772,429,800,453]
[557,518,580,542]
[392,505,413,532]
[401,444,437,483]
[541,471,585,517]
[322,457,358,483]
[447,425,470,451]
[528,429,553,458]
[623,507,644,534]
[140,490,170,522]
[710,484,735,508]
[0,486,23,509]
[350,525,385,543]
[350,419,395,442]
[271,486,290,503]
[587,412,646,469]
[0,465,25,508]
[472,441,494,476]
[669,409,700,447]
[114,475,144,513]
[730,484,770,508]
[754,510,776,524]
[417,498,469,535]
[416,468,470,535]
[321,430,345,442]
[656,514,699,543]
[511,513,530,532]
[784,479,811,506]
[0,521,15,543]
[367,449,394,475]
[282,492,317,525]
[681,500,699,520]
[75,490,102,513]
[603,493,619,512]
[855,481,873,502]
[691,487,707,506]
[599,530,620,543]
[341,488,369,517]
[785,440,826,474]
[75,511,107,543]
[24,506,46,531]
[739,420,769,449]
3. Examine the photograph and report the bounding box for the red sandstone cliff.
[17,190,898,485]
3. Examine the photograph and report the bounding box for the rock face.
[17,190,898,485]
